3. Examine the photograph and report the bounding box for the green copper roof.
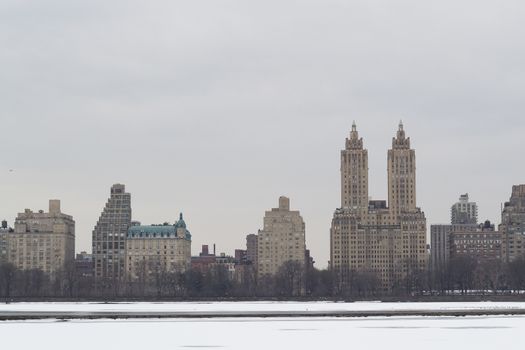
[175,212,186,229]
[127,212,191,239]
[127,224,191,240]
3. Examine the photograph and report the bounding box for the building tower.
[388,121,416,215]
[500,184,525,262]
[257,196,306,294]
[330,122,427,291]
[341,121,369,211]
[451,193,478,225]
[92,184,131,284]
[8,200,75,275]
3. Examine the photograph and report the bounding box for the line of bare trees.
[2,257,525,300]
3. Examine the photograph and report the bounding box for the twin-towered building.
[330,122,427,291]
[4,123,524,294]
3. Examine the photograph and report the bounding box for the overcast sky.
[1,1,524,267]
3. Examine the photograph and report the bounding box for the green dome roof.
[175,212,186,229]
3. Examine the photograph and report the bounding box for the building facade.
[500,184,525,262]
[8,200,75,275]
[451,193,478,225]
[257,196,306,279]
[246,233,258,266]
[125,214,191,281]
[450,221,502,261]
[330,122,427,291]
[92,184,131,282]
[75,251,94,278]
[430,224,478,271]
[0,220,13,263]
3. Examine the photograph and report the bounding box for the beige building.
[500,184,525,262]
[331,122,427,291]
[257,197,306,279]
[8,200,75,275]
[125,213,191,281]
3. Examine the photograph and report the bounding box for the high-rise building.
[330,122,427,291]
[8,200,75,275]
[500,184,525,262]
[431,194,480,271]
[125,214,191,281]
[430,224,478,271]
[387,122,417,215]
[246,233,258,266]
[341,122,369,211]
[451,194,478,225]
[92,184,131,281]
[0,220,13,263]
[257,197,306,279]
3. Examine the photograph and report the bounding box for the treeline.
[2,258,525,300]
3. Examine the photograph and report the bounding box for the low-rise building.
[191,244,217,271]
[75,251,94,277]
[234,249,247,265]
[450,221,502,261]
[125,214,191,281]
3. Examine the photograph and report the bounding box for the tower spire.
[346,120,363,150]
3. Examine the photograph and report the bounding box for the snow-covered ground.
[1,300,525,313]
[1,314,524,350]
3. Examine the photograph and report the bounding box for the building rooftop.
[127,214,191,240]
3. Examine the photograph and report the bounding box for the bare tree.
[0,263,16,302]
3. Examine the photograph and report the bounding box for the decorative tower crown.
[346,121,364,150]
[392,120,410,149]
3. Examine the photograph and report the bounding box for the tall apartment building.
[500,184,525,262]
[0,220,13,263]
[257,197,306,279]
[451,193,478,225]
[330,122,427,291]
[92,184,131,281]
[125,214,191,281]
[431,194,479,271]
[430,224,478,271]
[7,200,75,275]
[246,233,258,266]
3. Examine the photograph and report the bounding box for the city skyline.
[1,122,521,268]
[2,1,525,268]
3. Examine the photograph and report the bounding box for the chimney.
[213,244,216,256]
[49,199,61,214]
